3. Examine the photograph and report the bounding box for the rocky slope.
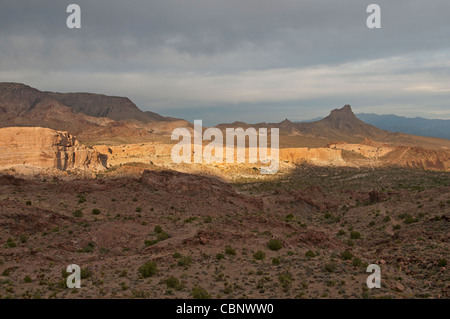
[0,83,190,144]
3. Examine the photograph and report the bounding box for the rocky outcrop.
[0,127,105,170]
[328,141,394,160]
[280,147,345,165]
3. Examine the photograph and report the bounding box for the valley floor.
[0,166,448,299]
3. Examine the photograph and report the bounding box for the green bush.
[138,261,157,278]
[4,238,16,248]
[135,207,142,212]
[324,262,337,273]
[272,258,280,265]
[144,239,158,247]
[156,232,169,241]
[172,252,182,259]
[285,214,294,222]
[404,216,419,224]
[340,250,353,260]
[73,210,83,218]
[19,234,28,243]
[154,225,163,234]
[79,242,95,253]
[278,272,293,292]
[177,256,192,267]
[253,250,266,260]
[438,259,447,267]
[267,239,282,251]
[92,208,101,215]
[305,250,316,258]
[165,276,183,290]
[191,286,211,299]
[337,230,346,236]
[216,253,225,260]
[352,257,362,267]
[77,194,86,203]
[24,276,32,283]
[225,245,236,256]
[350,231,361,239]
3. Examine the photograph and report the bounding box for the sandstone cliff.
[280,148,345,165]
[0,127,105,171]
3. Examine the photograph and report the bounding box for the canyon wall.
[0,127,105,171]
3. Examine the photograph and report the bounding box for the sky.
[1,0,450,125]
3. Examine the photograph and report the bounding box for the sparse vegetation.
[138,261,157,278]
[267,239,282,251]
[253,250,266,260]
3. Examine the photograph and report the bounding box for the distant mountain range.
[0,82,190,144]
[297,113,450,140]
[1,82,449,150]
[356,113,450,140]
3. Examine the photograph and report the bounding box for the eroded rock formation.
[0,127,105,170]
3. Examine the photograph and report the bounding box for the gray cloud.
[1,0,449,123]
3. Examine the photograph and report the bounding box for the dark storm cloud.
[1,0,450,122]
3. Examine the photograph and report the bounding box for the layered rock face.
[0,127,105,170]
[280,148,345,165]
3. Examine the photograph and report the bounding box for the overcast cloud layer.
[1,0,449,124]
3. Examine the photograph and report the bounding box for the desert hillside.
[0,83,448,300]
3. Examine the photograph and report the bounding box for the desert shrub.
[73,210,83,218]
[285,214,294,222]
[438,259,447,267]
[26,201,32,206]
[184,217,198,224]
[267,239,282,251]
[305,250,316,258]
[24,276,32,283]
[144,239,158,247]
[253,250,266,260]
[404,216,419,224]
[278,272,293,292]
[80,268,92,279]
[4,238,16,248]
[352,257,362,267]
[272,257,280,265]
[204,215,212,223]
[337,230,346,236]
[79,242,95,253]
[138,261,157,278]
[191,286,210,299]
[225,245,236,256]
[350,231,361,239]
[216,253,225,260]
[77,194,86,204]
[135,207,142,212]
[383,216,391,222]
[165,276,183,290]
[324,262,337,273]
[19,234,28,243]
[172,252,182,259]
[340,250,353,260]
[154,225,163,234]
[177,256,192,267]
[156,232,169,241]
[91,208,101,215]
